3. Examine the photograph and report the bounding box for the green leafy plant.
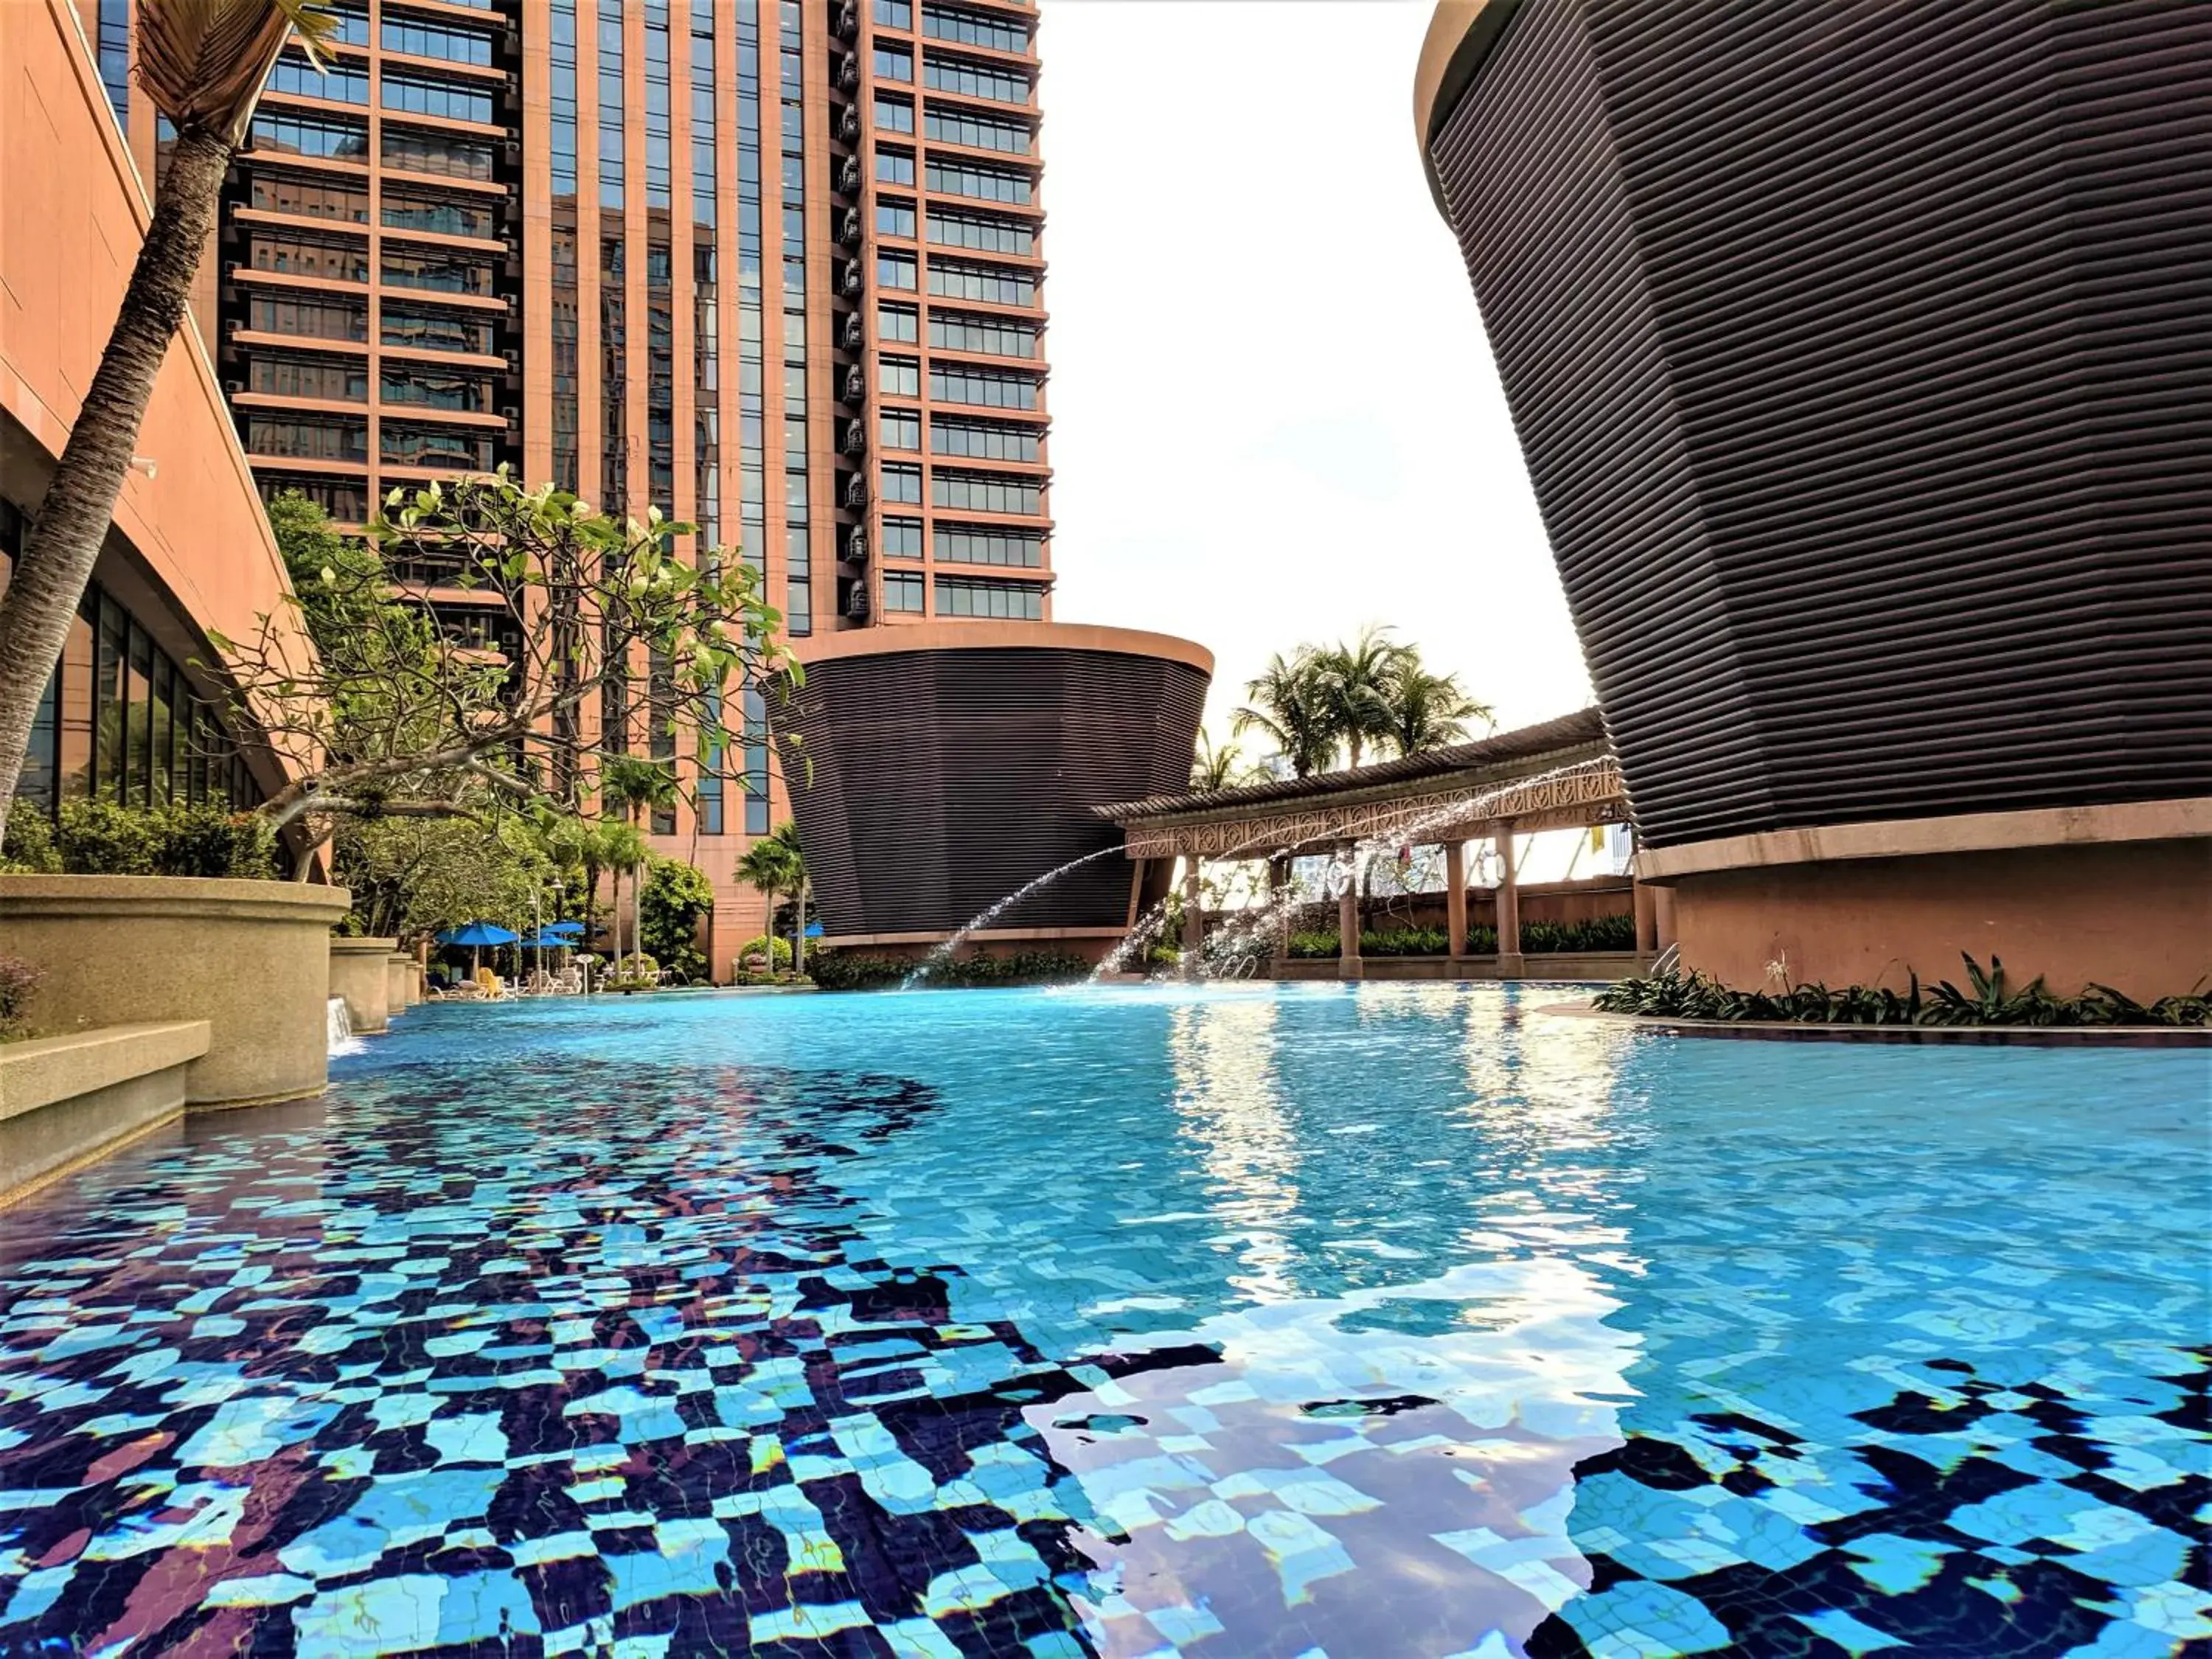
[810,950,1090,993]
[151,801,277,878]
[1593,954,2210,1029]
[640,858,714,983]
[737,934,794,972]
[1285,914,1638,959]
[0,807,63,873]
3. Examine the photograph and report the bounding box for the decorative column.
[1126,858,1149,929]
[1444,839,1468,959]
[1493,820,1523,978]
[1269,854,1293,968]
[1633,872,1659,959]
[1182,856,1204,974]
[1338,844,1363,981]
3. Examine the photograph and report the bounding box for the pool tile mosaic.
[0,984,2204,1656]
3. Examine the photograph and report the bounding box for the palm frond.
[136,0,335,142]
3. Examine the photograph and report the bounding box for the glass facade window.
[599,0,626,207]
[328,4,369,44]
[382,192,498,237]
[882,516,925,559]
[922,4,1029,54]
[935,523,1046,567]
[874,0,913,27]
[927,208,1034,255]
[879,410,920,450]
[875,201,917,238]
[552,218,580,490]
[874,94,915,133]
[928,258,1036,306]
[873,46,913,82]
[260,476,367,521]
[382,248,495,294]
[248,293,366,341]
[648,237,675,498]
[248,232,368,283]
[602,236,627,508]
[382,17,495,65]
[383,305,497,354]
[380,366,495,410]
[383,126,497,179]
[930,311,1037,358]
[923,107,1032,154]
[248,352,367,401]
[779,0,812,636]
[383,74,498,125]
[930,364,1038,408]
[936,576,1043,618]
[251,173,369,223]
[268,54,369,104]
[931,417,1040,462]
[249,112,369,161]
[926,159,1032,205]
[933,470,1040,515]
[245,414,367,461]
[96,0,130,126]
[922,55,1029,106]
[878,302,919,342]
[383,422,497,470]
[881,463,922,503]
[883,571,925,612]
[644,1,672,208]
[880,356,921,397]
[877,149,916,187]
[550,0,579,196]
[877,251,918,289]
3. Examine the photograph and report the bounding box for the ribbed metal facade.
[1429,0,2212,849]
[787,646,1209,936]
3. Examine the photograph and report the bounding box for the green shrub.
[1593,954,2211,1029]
[152,802,276,878]
[0,808,62,873]
[810,949,1091,992]
[0,956,41,1040]
[736,935,794,973]
[1287,914,1638,958]
[38,799,276,878]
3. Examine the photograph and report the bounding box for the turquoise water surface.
[0,983,2205,1656]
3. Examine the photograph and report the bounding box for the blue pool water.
[0,984,2204,1656]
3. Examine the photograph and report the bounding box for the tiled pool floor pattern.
[0,986,2203,1656]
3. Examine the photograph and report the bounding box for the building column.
[1338,845,1363,981]
[1633,872,1659,959]
[1181,856,1204,974]
[1493,819,1523,978]
[1444,839,1468,960]
[1126,858,1149,929]
[1269,854,1292,967]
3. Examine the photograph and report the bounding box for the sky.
[1032,0,1593,754]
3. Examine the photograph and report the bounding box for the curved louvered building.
[785,624,1211,953]
[1416,0,2212,996]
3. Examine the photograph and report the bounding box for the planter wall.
[386,953,420,1012]
[330,936,397,1034]
[0,875,352,1109]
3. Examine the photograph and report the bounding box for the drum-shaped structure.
[1414,0,2212,995]
[785,623,1211,953]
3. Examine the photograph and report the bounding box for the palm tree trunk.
[608,864,622,959]
[0,125,235,845]
[632,860,644,970]
[763,891,776,964]
[793,883,807,975]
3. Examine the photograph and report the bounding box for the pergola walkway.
[1096,708,1658,979]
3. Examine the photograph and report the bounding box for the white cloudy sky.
[1034,0,1592,751]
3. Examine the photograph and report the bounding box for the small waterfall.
[903,847,1123,990]
[327,995,363,1058]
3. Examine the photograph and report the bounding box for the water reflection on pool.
[0,984,2202,1656]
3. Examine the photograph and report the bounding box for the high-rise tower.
[94,0,1054,953]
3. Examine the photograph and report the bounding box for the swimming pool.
[0,984,2203,1655]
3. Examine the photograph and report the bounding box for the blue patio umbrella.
[437,920,520,981]
[518,933,574,950]
[543,920,586,937]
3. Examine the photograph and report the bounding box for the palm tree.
[0,0,334,845]
[1380,664,1495,758]
[1309,625,1409,770]
[599,821,648,967]
[599,758,675,958]
[737,834,797,971]
[767,820,810,974]
[1190,731,1244,793]
[1232,650,1335,779]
